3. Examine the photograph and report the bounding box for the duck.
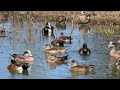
[44,44,66,54]
[56,15,66,30]
[116,39,120,43]
[41,22,54,36]
[47,54,69,64]
[116,59,120,70]
[57,32,72,43]
[108,41,120,58]
[7,61,30,74]
[78,43,91,55]
[78,11,90,24]
[51,39,64,47]
[70,60,95,74]
[56,15,66,23]
[11,50,34,65]
[0,13,5,23]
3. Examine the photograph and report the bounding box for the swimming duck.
[78,43,91,55]
[11,50,34,65]
[116,59,120,70]
[7,61,30,74]
[70,60,95,74]
[41,22,54,36]
[47,54,69,64]
[57,32,72,43]
[108,41,120,58]
[51,39,64,47]
[44,44,66,54]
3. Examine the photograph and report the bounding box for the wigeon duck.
[44,44,66,54]
[51,39,64,47]
[47,54,69,64]
[57,32,72,44]
[78,11,90,24]
[7,61,30,74]
[11,50,34,65]
[108,41,120,58]
[70,60,95,74]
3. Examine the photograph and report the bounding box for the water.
[0,20,120,79]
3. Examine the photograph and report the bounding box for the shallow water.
[0,20,120,79]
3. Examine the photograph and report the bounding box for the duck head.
[24,50,33,57]
[48,54,56,59]
[71,60,78,67]
[108,41,117,48]
[45,44,51,49]
[83,43,87,48]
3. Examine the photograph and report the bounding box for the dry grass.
[94,25,120,37]
[2,11,120,25]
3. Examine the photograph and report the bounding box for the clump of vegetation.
[94,25,120,37]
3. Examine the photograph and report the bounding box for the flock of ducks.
[0,11,120,76]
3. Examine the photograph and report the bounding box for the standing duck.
[78,43,91,55]
[78,11,90,24]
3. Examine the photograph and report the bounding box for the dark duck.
[41,22,54,36]
[78,43,91,55]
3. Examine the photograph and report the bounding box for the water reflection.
[56,22,66,30]
[1,19,120,79]
[79,25,90,35]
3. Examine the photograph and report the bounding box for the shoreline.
[2,11,120,25]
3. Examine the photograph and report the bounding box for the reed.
[2,11,120,37]
[95,25,120,37]
[2,11,120,25]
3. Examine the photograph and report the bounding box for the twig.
[70,11,75,36]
